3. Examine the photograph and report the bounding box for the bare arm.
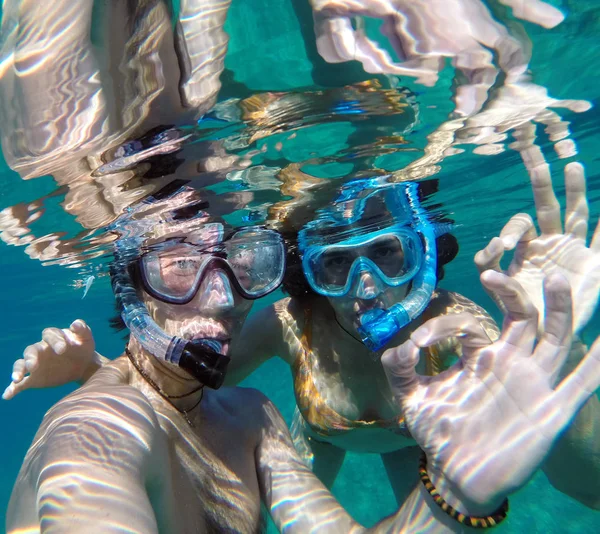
[255,397,479,533]
[225,300,293,385]
[7,376,174,533]
[474,159,600,508]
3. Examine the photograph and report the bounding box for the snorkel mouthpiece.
[358,306,411,351]
[179,340,231,390]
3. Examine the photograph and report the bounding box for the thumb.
[2,376,31,400]
[69,319,93,343]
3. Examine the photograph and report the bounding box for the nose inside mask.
[352,270,386,300]
[199,270,235,309]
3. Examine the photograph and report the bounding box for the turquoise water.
[1,0,600,532]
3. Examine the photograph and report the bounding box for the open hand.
[3,320,99,400]
[382,271,600,511]
[475,157,600,334]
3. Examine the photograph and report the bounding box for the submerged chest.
[291,317,453,439]
[153,401,265,534]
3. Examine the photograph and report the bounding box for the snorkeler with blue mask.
[299,180,446,351]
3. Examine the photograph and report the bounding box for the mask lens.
[314,248,355,289]
[141,244,209,302]
[366,235,407,277]
[226,231,285,296]
[140,228,285,303]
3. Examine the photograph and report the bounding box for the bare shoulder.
[8,362,169,534]
[31,363,161,463]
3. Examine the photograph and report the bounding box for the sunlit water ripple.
[0,0,599,532]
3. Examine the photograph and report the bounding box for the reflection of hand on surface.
[310,0,563,112]
[2,320,105,400]
[382,270,600,513]
[456,82,591,157]
[475,153,600,335]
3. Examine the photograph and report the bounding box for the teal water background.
[1,1,600,532]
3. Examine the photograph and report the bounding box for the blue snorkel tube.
[357,184,439,350]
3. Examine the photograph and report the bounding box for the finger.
[480,270,538,348]
[70,319,92,340]
[2,376,31,401]
[564,162,588,239]
[382,340,422,400]
[535,108,571,145]
[480,270,537,321]
[11,359,26,384]
[474,237,505,274]
[533,274,573,381]
[22,341,47,375]
[410,312,492,353]
[527,154,562,235]
[499,213,538,250]
[589,217,600,253]
[497,0,564,29]
[42,327,68,354]
[67,319,94,347]
[554,336,600,427]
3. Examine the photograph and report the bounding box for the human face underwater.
[299,181,443,351]
[304,225,418,336]
[116,223,286,387]
[140,225,286,354]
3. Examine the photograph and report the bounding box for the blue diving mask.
[302,224,423,298]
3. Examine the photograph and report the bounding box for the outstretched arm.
[3,320,108,400]
[256,395,480,533]
[7,376,174,533]
[258,272,600,531]
[474,155,600,508]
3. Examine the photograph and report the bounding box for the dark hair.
[108,259,140,333]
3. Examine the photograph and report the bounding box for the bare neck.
[126,338,205,414]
